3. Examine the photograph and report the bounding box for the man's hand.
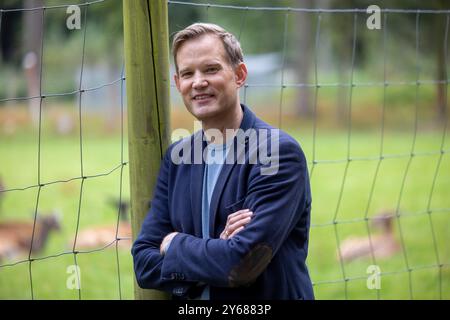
[220,209,253,240]
[160,209,253,254]
[160,232,178,255]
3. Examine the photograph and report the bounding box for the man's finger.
[221,213,252,240]
[228,216,252,232]
[229,226,245,238]
[228,211,253,225]
[227,208,251,221]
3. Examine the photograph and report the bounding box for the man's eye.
[181,72,192,78]
[206,67,218,73]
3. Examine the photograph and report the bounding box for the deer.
[337,211,401,263]
[70,199,131,251]
[0,211,62,263]
[72,223,131,251]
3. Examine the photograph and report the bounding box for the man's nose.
[192,74,208,89]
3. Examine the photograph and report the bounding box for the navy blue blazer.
[132,104,314,300]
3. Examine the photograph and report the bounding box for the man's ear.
[174,73,181,92]
[235,62,248,88]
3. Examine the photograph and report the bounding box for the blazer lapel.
[190,131,206,237]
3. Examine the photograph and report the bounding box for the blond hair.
[172,23,244,72]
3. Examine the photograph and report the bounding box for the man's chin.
[193,113,214,122]
[191,106,218,121]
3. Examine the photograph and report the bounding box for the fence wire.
[0,0,449,300]
[0,0,128,300]
[167,1,450,300]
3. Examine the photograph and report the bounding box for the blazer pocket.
[225,198,246,214]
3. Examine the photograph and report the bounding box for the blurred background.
[0,0,449,299]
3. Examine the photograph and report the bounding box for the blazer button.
[174,288,183,296]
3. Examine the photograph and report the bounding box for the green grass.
[0,126,449,299]
[0,131,134,299]
[287,127,450,300]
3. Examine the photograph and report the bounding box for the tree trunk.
[295,0,314,118]
[22,0,43,127]
[436,28,447,125]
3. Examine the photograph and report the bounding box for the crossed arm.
[159,209,254,255]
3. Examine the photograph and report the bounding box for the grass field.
[0,124,449,299]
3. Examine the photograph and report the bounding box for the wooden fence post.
[123,0,171,300]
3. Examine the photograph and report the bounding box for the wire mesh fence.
[0,0,130,299]
[0,0,449,299]
[167,1,450,300]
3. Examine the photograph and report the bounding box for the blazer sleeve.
[131,144,195,297]
[160,135,311,288]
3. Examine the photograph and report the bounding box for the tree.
[0,0,23,65]
[23,0,43,127]
[294,0,315,118]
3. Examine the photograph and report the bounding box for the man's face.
[174,34,247,122]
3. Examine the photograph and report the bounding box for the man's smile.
[192,94,215,101]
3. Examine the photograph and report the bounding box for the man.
[132,23,314,300]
